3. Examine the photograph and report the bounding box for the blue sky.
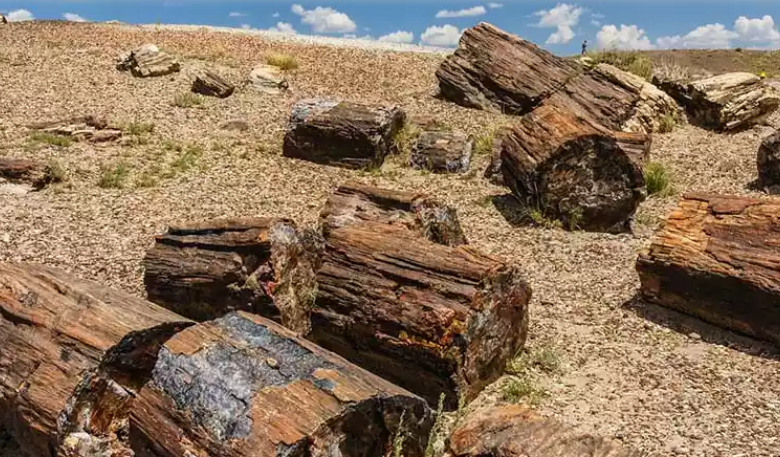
[2,1,779,54]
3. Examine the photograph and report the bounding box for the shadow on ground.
[491,194,533,227]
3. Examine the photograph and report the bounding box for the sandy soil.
[1,21,779,457]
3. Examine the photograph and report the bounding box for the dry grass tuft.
[644,161,674,197]
[28,132,73,148]
[653,59,691,81]
[98,161,131,189]
[265,52,299,71]
[588,50,653,80]
[173,92,203,108]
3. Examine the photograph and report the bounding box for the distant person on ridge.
[581,40,588,55]
[1,13,8,24]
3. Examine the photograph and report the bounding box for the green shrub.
[168,144,203,175]
[474,131,495,156]
[98,162,131,188]
[29,132,73,148]
[502,377,548,406]
[658,114,677,134]
[392,123,422,160]
[644,161,673,197]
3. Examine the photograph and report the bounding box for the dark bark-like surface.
[500,104,649,232]
[319,181,467,246]
[143,217,321,333]
[117,45,180,78]
[283,99,406,170]
[191,71,235,98]
[637,193,780,346]
[410,131,473,174]
[449,405,650,457]
[0,157,57,189]
[483,127,509,186]
[655,72,780,131]
[129,312,433,457]
[757,129,780,189]
[311,222,530,409]
[0,262,191,457]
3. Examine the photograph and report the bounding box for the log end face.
[758,129,780,189]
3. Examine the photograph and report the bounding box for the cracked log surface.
[0,262,191,457]
[501,104,649,233]
[410,130,474,174]
[311,222,530,409]
[0,157,58,190]
[319,181,467,246]
[757,129,780,189]
[283,99,405,170]
[449,405,649,457]
[191,71,235,98]
[129,312,433,457]
[143,217,321,333]
[637,193,780,345]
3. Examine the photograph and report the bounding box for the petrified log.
[0,157,58,190]
[29,115,123,143]
[0,262,191,457]
[410,130,473,174]
[501,104,649,232]
[656,72,780,131]
[142,217,321,333]
[449,405,647,457]
[129,312,433,457]
[319,181,467,246]
[191,71,235,98]
[248,64,289,94]
[757,129,780,190]
[283,99,406,170]
[637,193,780,345]
[311,222,530,409]
[117,44,180,78]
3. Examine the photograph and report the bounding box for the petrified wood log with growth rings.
[142,217,321,333]
[311,222,530,409]
[501,104,649,232]
[319,181,467,246]
[283,99,406,170]
[637,193,780,345]
[0,262,192,457]
[410,130,474,174]
[129,312,433,457]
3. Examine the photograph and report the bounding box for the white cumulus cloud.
[534,3,583,45]
[420,24,462,47]
[7,9,34,22]
[435,6,486,19]
[63,13,87,22]
[291,4,356,34]
[272,12,280,18]
[734,15,780,43]
[265,22,297,34]
[657,23,738,49]
[378,30,414,44]
[487,3,503,9]
[229,12,247,18]
[597,24,654,50]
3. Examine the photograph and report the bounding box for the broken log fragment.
[0,157,59,190]
[191,71,235,98]
[501,103,649,232]
[319,181,467,246]
[282,99,406,170]
[116,44,180,78]
[636,193,780,346]
[410,130,473,174]
[311,222,530,409]
[129,312,433,457]
[28,115,123,143]
[449,405,647,457]
[0,262,191,457]
[757,129,780,191]
[142,217,321,333]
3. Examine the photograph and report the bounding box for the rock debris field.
[1,21,780,457]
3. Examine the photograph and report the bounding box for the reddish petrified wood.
[319,181,467,246]
[311,222,530,409]
[128,312,433,457]
[637,193,780,345]
[191,71,235,98]
[0,262,192,457]
[449,405,647,457]
[143,217,321,333]
[0,157,58,189]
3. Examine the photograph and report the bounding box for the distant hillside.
[645,49,780,77]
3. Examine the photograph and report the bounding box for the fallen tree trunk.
[501,104,649,232]
[319,181,467,246]
[0,262,192,457]
[282,99,406,170]
[28,115,123,143]
[0,157,58,190]
[142,217,321,333]
[129,312,433,457]
[757,129,780,190]
[449,405,646,457]
[637,193,780,345]
[191,71,235,98]
[116,44,180,78]
[311,222,530,409]
[655,72,780,131]
[410,130,474,174]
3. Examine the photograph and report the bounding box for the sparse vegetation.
[45,160,67,183]
[658,113,678,134]
[502,377,548,406]
[424,394,447,457]
[653,59,690,81]
[524,207,563,230]
[390,412,406,457]
[167,144,203,176]
[588,50,653,80]
[392,122,422,160]
[474,131,495,156]
[173,92,204,108]
[98,161,131,189]
[265,53,299,71]
[126,121,155,136]
[507,343,563,376]
[644,161,674,197]
[28,132,73,148]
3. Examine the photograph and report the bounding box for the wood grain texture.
[449,405,650,457]
[319,181,467,246]
[0,262,191,457]
[129,312,433,457]
[191,71,235,98]
[0,158,54,189]
[501,103,649,232]
[757,129,780,189]
[410,131,473,174]
[636,193,780,345]
[311,222,530,409]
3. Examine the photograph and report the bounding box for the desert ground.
[1,21,780,457]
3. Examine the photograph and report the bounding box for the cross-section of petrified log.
[191,71,235,98]
[449,405,647,457]
[142,217,321,333]
[637,193,780,345]
[311,222,530,409]
[282,99,405,170]
[128,312,433,457]
[501,104,649,232]
[319,181,467,246]
[410,130,473,174]
[0,262,192,457]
